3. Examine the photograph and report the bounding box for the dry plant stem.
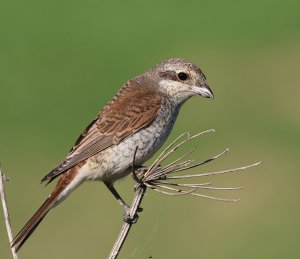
[0,167,19,259]
[148,148,229,180]
[145,129,215,178]
[107,183,147,259]
[107,130,261,258]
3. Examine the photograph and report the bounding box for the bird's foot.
[123,204,143,224]
[123,212,139,224]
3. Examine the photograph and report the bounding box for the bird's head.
[148,58,214,105]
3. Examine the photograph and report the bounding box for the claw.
[137,207,143,212]
[122,205,143,224]
[123,212,139,224]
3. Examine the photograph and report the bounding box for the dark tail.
[11,193,58,252]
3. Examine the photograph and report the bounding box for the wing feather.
[41,81,161,184]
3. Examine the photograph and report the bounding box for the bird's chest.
[118,103,178,163]
[130,105,178,162]
[94,103,179,181]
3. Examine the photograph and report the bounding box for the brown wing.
[41,81,161,184]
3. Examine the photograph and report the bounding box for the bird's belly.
[85,107,178,182]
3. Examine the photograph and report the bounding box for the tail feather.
[11,195,57,252]
[11,165,82,252]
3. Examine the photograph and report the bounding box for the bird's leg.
[104,182,129,211]
[104,182,142,224]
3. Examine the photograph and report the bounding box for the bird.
[11,58,214,251]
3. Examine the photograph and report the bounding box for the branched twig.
[107,130,261,259]
[0,166,19,259]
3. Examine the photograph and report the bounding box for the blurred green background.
[0,0,299,258]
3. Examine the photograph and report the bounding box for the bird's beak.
[191,83,214,99]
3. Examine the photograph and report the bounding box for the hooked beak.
[191,83,214,99]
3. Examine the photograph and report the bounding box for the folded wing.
[41,81,161,184]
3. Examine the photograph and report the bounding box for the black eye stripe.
[159,71,177,80]
[177,72,188,81]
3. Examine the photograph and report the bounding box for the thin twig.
[150,183,240,202]
[162,147,197,170]
[148,159,193,180]
[166,161,262,179]
[0,166,19,259]
[107,183,146,259]
[146,183,196,196]
[189,192,240,202]
[145,129,215,178]
[156,181,244,190]
[145,132,190,177]
[148,148,229,180]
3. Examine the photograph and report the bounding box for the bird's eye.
[177,72,188,81]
